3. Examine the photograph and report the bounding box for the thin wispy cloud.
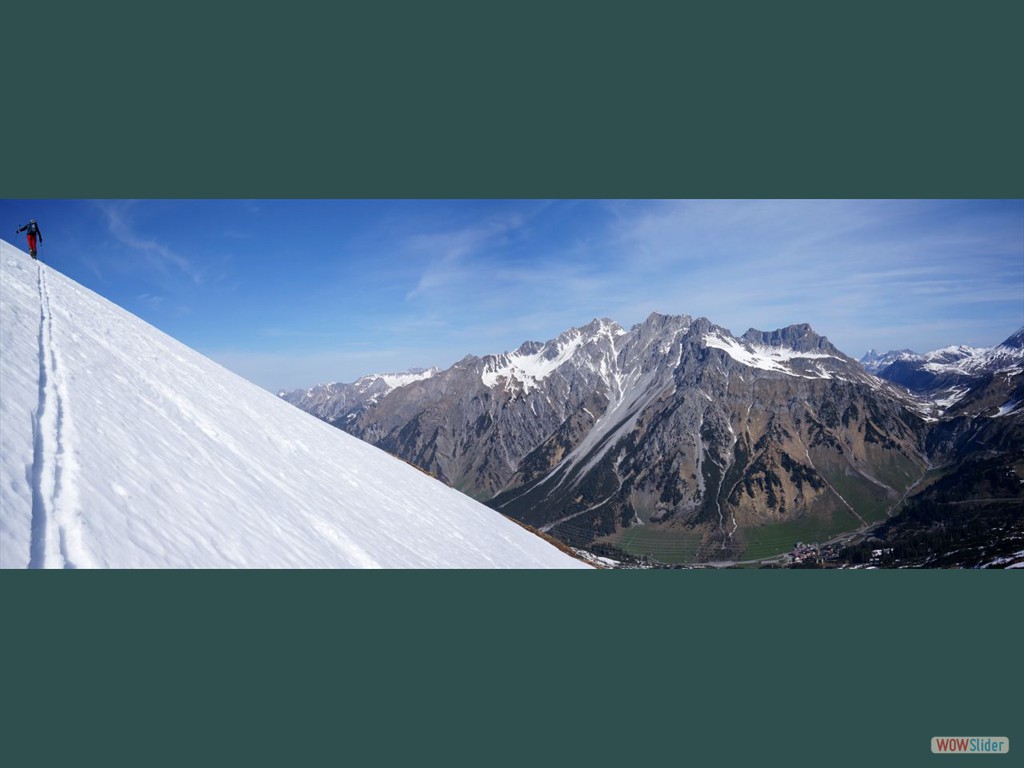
[96,201,206,284]
[404,213,527,300]
[137,293,166,308]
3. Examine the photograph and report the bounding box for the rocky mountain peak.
[581,316,624,336]
[999,326,1024,350]
[514,340,545,356]
[634,311,694,333]
[742,323,842,356]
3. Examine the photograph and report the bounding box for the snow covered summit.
[0,241,588,568]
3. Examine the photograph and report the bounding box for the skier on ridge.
[16,219,42,259]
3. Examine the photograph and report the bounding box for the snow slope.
[0,241,588,568]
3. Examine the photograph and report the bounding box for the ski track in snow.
[27,265,91,569]
[28,265,53,567]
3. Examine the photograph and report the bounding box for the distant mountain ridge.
[279,313,1020,563]
[279,368,439,423]
[860,348,920,374]
[861,327,1024,416]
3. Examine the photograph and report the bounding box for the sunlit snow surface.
[0,241,588,568]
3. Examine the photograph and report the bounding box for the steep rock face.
[342,317,663,497]
[925,368,1024,461]
[490,318,928,560]
[286,313,936,561]
[742,323,841,354]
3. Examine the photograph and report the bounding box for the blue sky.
[3,199,1021,391]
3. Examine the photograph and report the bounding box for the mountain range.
[281,315,1024,565]
[861,330,1024,413]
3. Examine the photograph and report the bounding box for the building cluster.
[784,541,822,566]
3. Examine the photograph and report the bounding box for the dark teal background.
[2,2,1021,767]
[4,572,1018,766]
[3,1,1022,197]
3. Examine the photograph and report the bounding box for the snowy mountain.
[864,331,1024,388]
[287,313,943,562]
[859,348,918,374]
[279,368,439,423]
[864,329,1024,418]
[0,240,588,569]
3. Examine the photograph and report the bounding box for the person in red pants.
[17,219,43,259]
